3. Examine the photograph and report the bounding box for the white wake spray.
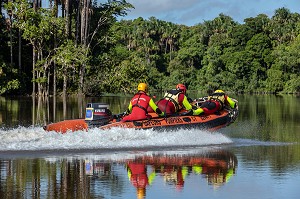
[0,126,233,151]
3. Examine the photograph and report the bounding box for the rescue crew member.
[156,83,203,116]
[198,90,236,115]
[127,162,155,199]
[122,83,165,121]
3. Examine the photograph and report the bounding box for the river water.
[0,94,299,199]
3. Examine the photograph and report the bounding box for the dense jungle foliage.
[0,0,299,96]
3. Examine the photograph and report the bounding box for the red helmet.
[176,83,186,94]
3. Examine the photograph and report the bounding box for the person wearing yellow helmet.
[156,83,203,116]
[127,161,156,199]
[137,82,148,93]
[198,89,236,115]
[122,83,165,121]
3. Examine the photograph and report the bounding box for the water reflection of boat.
[126,150,237,188]
[85,149,237,198]
[0,148,237,199]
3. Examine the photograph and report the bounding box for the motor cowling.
[85,103,112,127]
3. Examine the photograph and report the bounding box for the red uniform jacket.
[128,163,149,189]
[122,92,152,121]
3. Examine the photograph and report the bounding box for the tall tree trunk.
[18,29,22,72]
[33,0,37,11]
[32,0,39,96]
[53,95,56,122]
[32,44,36,96]
[45,96,49,126]
[63,67,67,97]
[63,85,67,119]
[9,12,13,66]
[79,64,84,95]
[47,69,50,96]
[68,0,73,39]
[42,63,47,97]
[75,0,81,46]
[53,61,56,96]
[65,0,70,38]
[52,0,58,97]
[36,95,42,122]
[32,96,36,125]
[54,0,58,96]
[63,69,67,120]
[84,0,90,46]
[81,0,90,46]
[37,50,41,96]
[78,94,83,118]
[80,0,86,45]
[79,0,90,95]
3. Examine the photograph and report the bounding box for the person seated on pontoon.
[121,83,165,121]
[196,90,236,115]
[156,83,203,116]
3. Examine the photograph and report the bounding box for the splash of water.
[0,126,233,151]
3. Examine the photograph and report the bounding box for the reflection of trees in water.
[0,158,123,198]
[85,161,123,197]
[233,95,300,142]
[236,144,300,175]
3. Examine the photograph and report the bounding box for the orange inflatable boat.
[44,99,238,133]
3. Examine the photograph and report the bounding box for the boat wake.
[232,138,293,146]
[0,126,232,152]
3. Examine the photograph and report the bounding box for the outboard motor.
[85,103,112,127]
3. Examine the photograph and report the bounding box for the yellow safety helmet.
[214,89,225,94]
[137,188,146,199]
[138,83,148,93]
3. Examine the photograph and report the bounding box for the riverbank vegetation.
[0,0,299,96]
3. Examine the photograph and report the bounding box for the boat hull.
[44,108,238,133]
[44,119,88,133]
[100,110,235,131]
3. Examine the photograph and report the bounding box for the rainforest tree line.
[0,0,299,96]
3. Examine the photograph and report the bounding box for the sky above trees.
[115,0,300,26]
